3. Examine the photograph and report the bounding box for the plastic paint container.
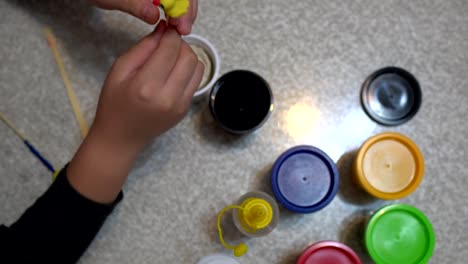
[365,204,435,264]
[361,67,422,126]
[232,191,279,238]
[271,146,339,213]
[297,241,362,264]
[182,34,220,100]
[217,191,279,257]
[197,254,240,264]
[353,132,424,200]
[209,70,274,134]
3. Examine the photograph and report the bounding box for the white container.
[197,254,239,264]
[183,34,220,100]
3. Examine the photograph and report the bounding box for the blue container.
[271,146,339,213]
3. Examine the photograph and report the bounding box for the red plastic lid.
[297,241,362,264]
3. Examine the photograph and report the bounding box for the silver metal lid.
[361,67,422,126]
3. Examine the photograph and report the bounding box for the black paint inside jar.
[210,70,273,134]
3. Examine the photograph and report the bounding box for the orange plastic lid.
[354,132,424,200]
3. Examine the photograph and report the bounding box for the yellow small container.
[353,132,424,200]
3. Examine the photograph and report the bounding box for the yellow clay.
[160,0,189,18]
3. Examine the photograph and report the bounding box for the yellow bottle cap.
[354,132,424,200]
[238,198,273,232]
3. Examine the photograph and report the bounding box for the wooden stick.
[0,112,26,140]
[44,27,89,139]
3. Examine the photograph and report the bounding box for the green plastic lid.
[365,204,435,264]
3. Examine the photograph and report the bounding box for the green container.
[365,204,435,264]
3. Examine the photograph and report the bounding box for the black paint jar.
[209,70,273,134]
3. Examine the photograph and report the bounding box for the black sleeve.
[0,165,123,264]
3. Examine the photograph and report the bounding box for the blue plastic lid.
[271,146,339,213]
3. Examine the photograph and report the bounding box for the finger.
[112,24,166,79]
[163,42,198,98]
[168,17,180,27]
[174,16,191,35]
[191,0,198,23]
[181,60,204,105]
[119,0,160,24]
[139,29,183,86]
[171,0,194,35]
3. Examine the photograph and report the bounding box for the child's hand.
[68,25,203,204]
[89,0,198,35]
[168,0,198,35]
[89,0,161,24]
[92,24,204,154]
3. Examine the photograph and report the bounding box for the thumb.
[112,24,166,79]
[117,0,160,24]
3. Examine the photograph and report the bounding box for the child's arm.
[0,24,203,263]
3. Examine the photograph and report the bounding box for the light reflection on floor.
[284,103,377,161]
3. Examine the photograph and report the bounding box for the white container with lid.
[197,254,240,264]
[182,34,220,100]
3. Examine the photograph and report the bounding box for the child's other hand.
[89,0,161,24]
[91,24,204,154]
[89,0,198,35]
[168,0,198,35]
